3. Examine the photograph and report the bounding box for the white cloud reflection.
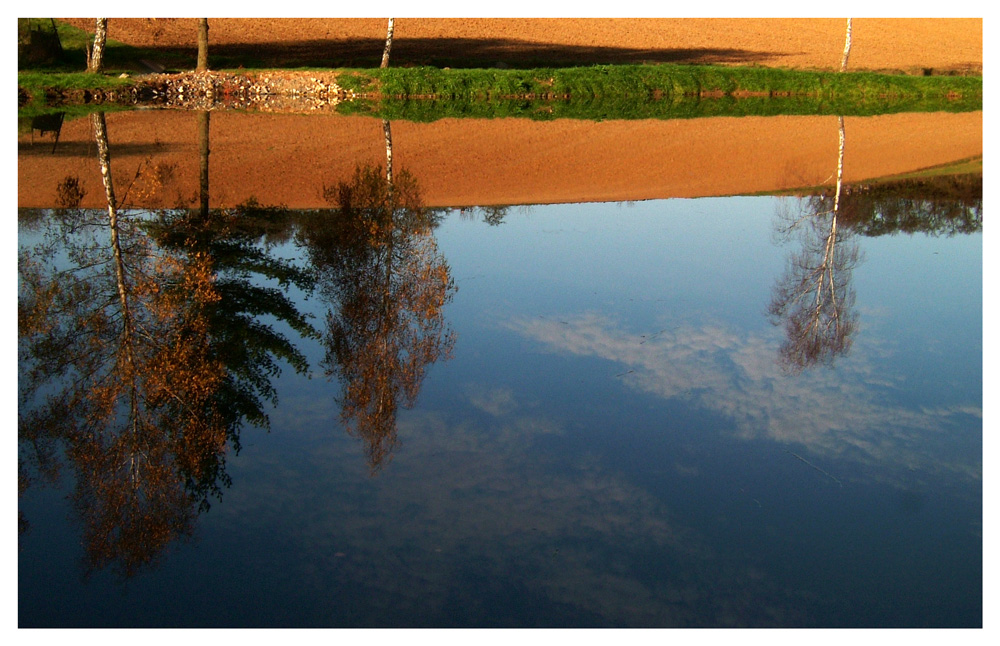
[465,384,519,417]
[505,312,981,481]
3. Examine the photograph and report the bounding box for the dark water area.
[17,112,982,628]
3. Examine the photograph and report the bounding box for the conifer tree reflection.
[302,155,456,472]
[18,111,315,578]
[149,200,318,437]
[768,116,860,373]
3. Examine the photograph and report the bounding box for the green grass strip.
[337,64,981,102]
[18,70,135,94]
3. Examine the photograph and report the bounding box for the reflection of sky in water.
[504,313,979,477]
[439,198,980,476]
[18,197,982,627]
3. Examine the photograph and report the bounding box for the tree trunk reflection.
[769,116,859,373]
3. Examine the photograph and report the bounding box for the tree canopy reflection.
[18,112,317,578]
[769,116,859,373]
[299,158,457,472]
[768,119,981,373]
[19,198,225,578]
[837,173,982,237]
[19,114,461,579]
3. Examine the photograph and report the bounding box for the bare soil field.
[61,18,982,74]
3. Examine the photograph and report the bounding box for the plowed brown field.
[60,18,982,74]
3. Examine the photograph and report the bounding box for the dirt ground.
[61,18,982,74]
[21,18,982,209]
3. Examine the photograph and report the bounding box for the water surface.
[17,110,982,628]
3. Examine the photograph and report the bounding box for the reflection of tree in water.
[18,112,316,578]
[300,160,456,472]
[148,200,318,434]
[770,119,982,373]
[458,204,514,226]
[769,116,859,373]
[837,173,982,237]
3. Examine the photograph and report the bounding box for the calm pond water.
[17,110,982,628]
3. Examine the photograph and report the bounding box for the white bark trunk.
[381,18,394,69]
[840,18,853,72]
[89,18,108,73]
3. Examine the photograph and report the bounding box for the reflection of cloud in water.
[505,313,980,481]
[219,406,789,626]
[466,384,518,417]
[205,315,978,626]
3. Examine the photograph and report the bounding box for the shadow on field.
[144,37,783,70]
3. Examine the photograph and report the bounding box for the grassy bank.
[19,64,981,120]
[337,63,981,101]
[19,18,981,107]
[333,64,980,121]
[18,71,137,126]
[18,70,134,96]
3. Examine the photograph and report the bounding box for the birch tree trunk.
[383,119,394,188]
[840,18,853,72]
[91,112,137,379]
[833,116,846,214]
[381,18,394,69]
[88,18,108,73]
